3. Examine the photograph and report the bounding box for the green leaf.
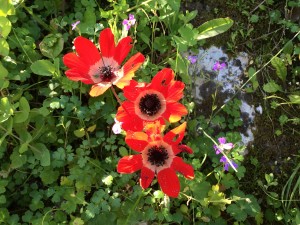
[0,97,13,123]
[31,143,51,167]
[119,147,128,156]
[137,32,150,47]
[10,148,27,168]
[14,97,30,123]
[79,7,96,34]
[74,128,85,138]
[178,25,197,46]
[0,0,15,16]
[236,165,246,179]
[0,37,9,56]
[168,54,191,84]
[0,208,9,223]
[221,173,237,188]
[227,204,248,221]
[196,18,234,40]
[263,80,282,93]
[19,142,29,154]
[39,33,64,58]
[271,57,287,82]
[30,60,55,76]
[40,168,59,184]
[288,94,300,104]
[102,175,113,186]
[283,40,293,54]
[250,14,259,23]
[0,16,11,38]
[179,10,198,23]
[0,62,8,90]
[72,218,84,225]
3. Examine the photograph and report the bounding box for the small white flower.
[112,118,123,134]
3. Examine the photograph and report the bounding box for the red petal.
[116,53,145,89]
[114,36,133,65]
[140,166,155,189]
[164,102,188,123]
[63,53,89,74]
[74,36,101,65]
[117,155,143,173]
[177,145,193,154]
[99,28,115,58]
[116,102,144,132]
[149,68,174,95]
[157,168,180,198]
[65,69,93,84]
[167,81,185,101]
[125,131,149,152]
[122,53,145,77]
[171,157,194,179]
[122,80,141,101]
[163,122,186,145]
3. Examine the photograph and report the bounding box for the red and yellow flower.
[116,68,188,131]
[63,28,145,96]
[117,122,194,198]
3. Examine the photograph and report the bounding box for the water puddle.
[188,46,259,148]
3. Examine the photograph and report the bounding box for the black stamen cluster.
[99,66,115,82]
[147,145,169,167]
[139,94,161,116]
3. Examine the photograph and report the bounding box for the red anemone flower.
[116,68,188,131]
[63,28,145,96]
[117,122,194,198]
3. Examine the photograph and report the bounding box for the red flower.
[116,68,188,131]
[63,28,145,96]
[117,122,194,198]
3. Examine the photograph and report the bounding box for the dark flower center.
[99,66,116,82]
[139,94,161,116]
[147,145,169,167]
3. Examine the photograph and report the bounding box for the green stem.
[12,28,33,63]
[124,191,144,225]
[110,86,131,115]
[199,127,238,172]
[20,3,53,33]
[110,86,123,106]
[126,0,154,12]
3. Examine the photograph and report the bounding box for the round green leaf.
[119,146,128,157]
[263,81,282,93]
[0,17,11,38]
[30,60,55,76]
[31,143,50,167]
[0,97,13,123]
[0,38,9,56]
[14,97,30,123]
[0,0,15,16]
[39,33,64,58]
[74,128,85,138]
[19,142,29,154]
[10,148,27,169]
[0,62,8,90]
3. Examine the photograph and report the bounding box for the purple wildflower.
[214,137,234,154]
[71,21,80,30]
[220,156,238,171]
[213,61,226,71]
[112,118,123,134]
[122,14,136,30]
[188,55,197,64]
